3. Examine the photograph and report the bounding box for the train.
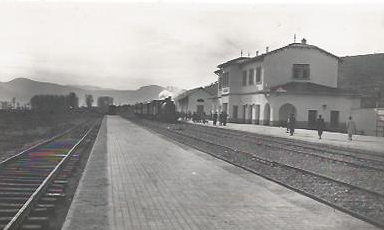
[133,96,178,123]
[108,105,118,115]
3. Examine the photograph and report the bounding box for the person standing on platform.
[202,112,207,124]
[346,116,357,141]
[213,112,218,126]
[219,112,223,126]
[222,112,228,126]
[316,115,325,139]
[288,113,296,136]
[286,117,290,133]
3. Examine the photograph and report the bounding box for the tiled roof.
[175,86,214,101]
[217,43,340,69]
[203,82,218,95]
[217,57,251,68]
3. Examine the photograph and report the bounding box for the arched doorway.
[278,103,296,126]
[263,103,270,125]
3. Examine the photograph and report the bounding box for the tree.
[30,94,66,112]
[67,92,79,109]
[86,94,94,108]
[30,93,79,112]
[12,97,16,109]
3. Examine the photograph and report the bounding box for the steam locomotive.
[133,96,178,123]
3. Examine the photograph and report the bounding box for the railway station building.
[175,85,216,115]
[214,39,361,131]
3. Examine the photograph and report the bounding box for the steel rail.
[183,123,384,170]
[0,120,89,168]
[2,120,97,230]
[183,121,384,160]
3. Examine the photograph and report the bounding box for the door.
[330,111,339,129]
[308,110,317,128]
[196,105,204,115]
[254,105,260,124]
[248,105,253,124]
[233,105,238,119]
[243,105,247,123]
[222,103,228,114]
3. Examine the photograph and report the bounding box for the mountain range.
[0,78,185,106]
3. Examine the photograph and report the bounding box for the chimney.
[266,46,269,53]
[256,51,259,56]
[301,38,307,44]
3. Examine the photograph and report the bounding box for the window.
[292,64,310,79]
[248,69,254,85]
[218,76,222,89]
[222,72,229,88]
[256,66,262,84]
[233,105,238,119]
[242,71,247,86]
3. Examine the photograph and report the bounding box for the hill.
[338,53,384,107]
[0,78,183,106]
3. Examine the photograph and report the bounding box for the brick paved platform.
[63,116,379,230]
[189,120,384,154]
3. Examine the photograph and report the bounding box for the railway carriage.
[134,97,177,123]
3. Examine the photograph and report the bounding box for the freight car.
[134,96,178,123]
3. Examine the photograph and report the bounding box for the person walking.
[316,115,325,139]
[213,112,218,126]
[346,116,357,141]
[288,113,296,136]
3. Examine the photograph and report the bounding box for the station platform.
[189,120,384,154]
[62,116,379,230]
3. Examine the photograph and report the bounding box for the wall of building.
[264,47,339,88]
[268,93,359,131]
[176,98,189,113]
[177,89,212,115]
[351,108,382,136]
[238,60,265,94]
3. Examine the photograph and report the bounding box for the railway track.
[0,119,101,230]
[178,122,384,196]
[131,117,384,229]
[185,122,384,169]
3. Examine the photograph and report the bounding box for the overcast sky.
[0,0,383,90]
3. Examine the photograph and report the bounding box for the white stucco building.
[175,86,215,115]
[214,39,360,131]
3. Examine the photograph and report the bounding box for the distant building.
[97,96,114,113]
[175,84,216,115]
[214,39,360,131]
[338,53,384,108]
